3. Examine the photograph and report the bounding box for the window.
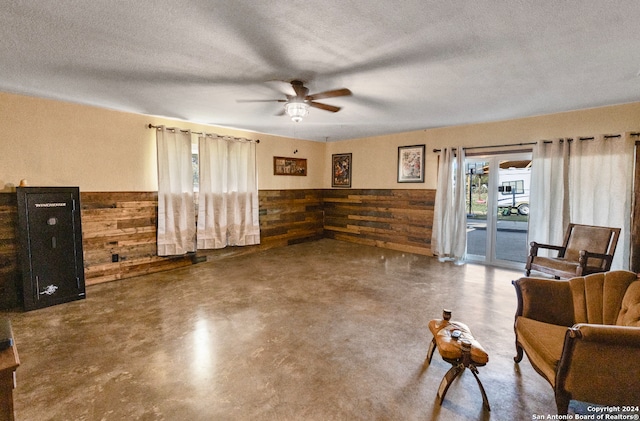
[501,180,524,195]
[192,139,199,192]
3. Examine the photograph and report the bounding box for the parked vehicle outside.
[497,167,530,216]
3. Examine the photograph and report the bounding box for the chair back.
[570,271,637,325]
[617,281,640,327]
[564,224,620,269]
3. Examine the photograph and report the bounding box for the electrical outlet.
[111,254,119,263]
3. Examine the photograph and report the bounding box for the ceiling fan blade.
[307,88,352,101]
[291,80,309,99]
[236,99,286,103]
[309,101,341,113]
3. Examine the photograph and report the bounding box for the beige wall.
[2,91,640,192]
[327,102,640,189]
[0,91,324,192]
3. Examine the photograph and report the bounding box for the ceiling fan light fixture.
[285,101,309,122]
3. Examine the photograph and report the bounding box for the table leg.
[470,365,491,411]
[426,337,436,365]
[436,363,464,405]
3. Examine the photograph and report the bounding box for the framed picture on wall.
[273,156,307,176]
[397,144,425,183]
[332,153,352,188]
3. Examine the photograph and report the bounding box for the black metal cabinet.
[16,187,86,311]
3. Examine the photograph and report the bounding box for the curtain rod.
[148,124,260,143]
[434,141,536,153]
[432,132,640,153]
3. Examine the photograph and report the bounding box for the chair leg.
[555,389,571,415]
[425,337,436,365]
[437,364,464,405]
[514,343,523,363]
[470,365,491,411]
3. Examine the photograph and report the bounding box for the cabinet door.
[17,188,85,310]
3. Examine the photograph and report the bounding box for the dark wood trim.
[0,194,19,309]
[631,143,640,272]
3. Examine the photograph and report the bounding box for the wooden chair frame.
[525,223,620,279]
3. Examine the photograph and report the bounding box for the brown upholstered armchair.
[512,270,640,414]
[525,223,620,279]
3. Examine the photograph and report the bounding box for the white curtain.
[528,138,570,254]
[569,134,633,270]
[528,133,633,269]
[431,147,466,264]
[197,136,260,249]
[156,126,196,256]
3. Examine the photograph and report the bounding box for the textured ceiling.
[1,1,640,141]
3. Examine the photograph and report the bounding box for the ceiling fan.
[239,80,352,122]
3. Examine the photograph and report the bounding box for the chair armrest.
[556,324,640,406]
[529,241,566,257]
[512,277,574,326]
[568,323,640,345]
[578,250,614,270]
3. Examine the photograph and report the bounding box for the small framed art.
[273,156,307,176]
[332,153,352,188]
[397,144,425,183]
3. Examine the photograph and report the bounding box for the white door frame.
[465,152,531,269]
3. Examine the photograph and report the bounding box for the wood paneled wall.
[0,194,19,309]
[323,189,435,256]
[259,189,324,248]
[183,190,324,262]
[0,188,433,309]
[81,192,194,286]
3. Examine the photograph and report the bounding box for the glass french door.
[465,152,532,268]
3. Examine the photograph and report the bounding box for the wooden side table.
[0,320,19,421]
[426,309,490,411]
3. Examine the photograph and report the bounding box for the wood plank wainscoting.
[0,189,434,309]
[81,192,194,286]
[258,189,324,249]
[323,189,435,256]
[0,194,19,310]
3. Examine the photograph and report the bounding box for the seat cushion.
[531,257,601,276]
[515,317,567,386]
[428,319,488,364]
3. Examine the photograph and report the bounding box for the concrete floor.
[5,239,562,420]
